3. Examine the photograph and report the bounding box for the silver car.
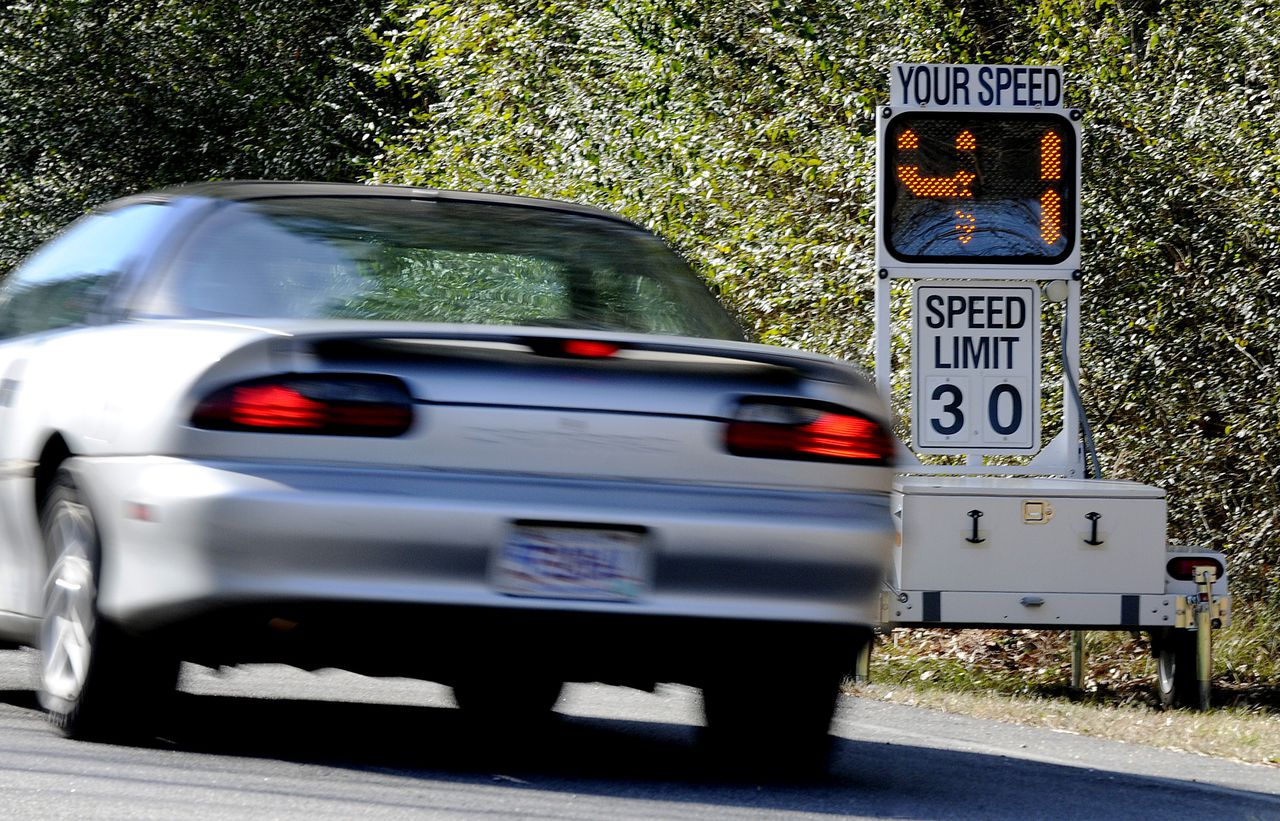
[0,182,893,763]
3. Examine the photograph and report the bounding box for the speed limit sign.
[912,281,1040,453]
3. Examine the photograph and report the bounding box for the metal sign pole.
[874,272,892,409]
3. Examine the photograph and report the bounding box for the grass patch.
[853,600,1279,766]
[852,683,1280,766]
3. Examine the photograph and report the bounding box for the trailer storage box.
[893,476,1167,596]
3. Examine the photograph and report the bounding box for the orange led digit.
[955,209,976,245]
[1040,189,1062,245]
[1039,131,1064,244]
[1041,131,1062,180]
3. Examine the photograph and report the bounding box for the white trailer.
[871,63,1229,709]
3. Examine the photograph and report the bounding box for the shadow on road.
[153,691,1280,819]
[162,691,773,783]
[0,688,41,712]
[0,675,1276,819]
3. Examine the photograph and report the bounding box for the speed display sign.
[876,63,1081,278]
[883,112,1076,264]
[912,281,1040,453]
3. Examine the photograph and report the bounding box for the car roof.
[100,180,641,228]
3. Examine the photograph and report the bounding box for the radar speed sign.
[883,112,1077,264]
[875,63,1081,277]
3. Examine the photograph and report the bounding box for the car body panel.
[75,457,890,630]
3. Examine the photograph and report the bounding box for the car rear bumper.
[73,456,891,660]
[142,603,876,686]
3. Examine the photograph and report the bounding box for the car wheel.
[451,676,563,725]
[38,469,179,740]
[1153,629,1198,710]
[700,662,844,777]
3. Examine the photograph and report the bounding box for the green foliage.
[368,0,1280,599]
[0,0,390,270]
[1216,600,1280,689]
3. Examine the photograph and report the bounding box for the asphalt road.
[0,648,1274,819]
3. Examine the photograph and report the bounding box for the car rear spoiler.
[298,328,866,385]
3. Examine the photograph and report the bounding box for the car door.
[0,203,170,624]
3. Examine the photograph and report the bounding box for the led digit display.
[883,112,1076,263]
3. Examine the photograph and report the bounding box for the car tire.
[700,662,845,777]
[38,469,179,741]
[1153,628,1198,710]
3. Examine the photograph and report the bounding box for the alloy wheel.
[39,499,97,705]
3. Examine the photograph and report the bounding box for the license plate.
[493,523,648,602]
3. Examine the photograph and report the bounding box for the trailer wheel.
[1153,629,1198,709]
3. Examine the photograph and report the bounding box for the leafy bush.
[368,0,1280,599]
[0,0,390,269]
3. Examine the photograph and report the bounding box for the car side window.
[0,203,167,339]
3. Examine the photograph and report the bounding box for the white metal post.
[874,272,893,407]
[1065,277,1084,477]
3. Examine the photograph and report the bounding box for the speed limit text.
[923,294,1027,369]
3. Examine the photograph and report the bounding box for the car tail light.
[725,400,895,465]
[562,339,620,358]
[1166,556,1223,582]
[526,338,621,359]
[192,375,414,436]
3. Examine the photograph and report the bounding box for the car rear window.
[144,197,745,341]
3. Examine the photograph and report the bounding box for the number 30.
[929,383,1023,438]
